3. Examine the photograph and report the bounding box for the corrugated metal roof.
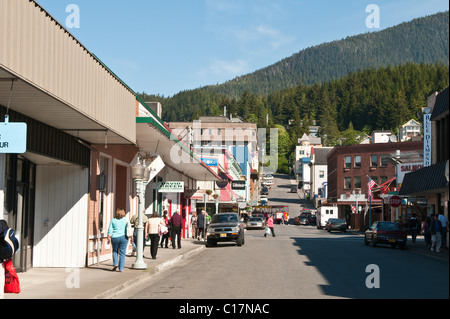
[431,86,449,121]
[399,161,448,196]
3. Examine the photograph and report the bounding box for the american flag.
[368,178,376,199]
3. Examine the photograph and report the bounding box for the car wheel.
[236,235,243,246]
[399,242,406,250]
[371,237,377,247]
[364,237,369,245]
[206,239,217,247]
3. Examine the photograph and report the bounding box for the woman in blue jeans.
[107,208,129,272]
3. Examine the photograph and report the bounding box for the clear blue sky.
[37,0,449,97]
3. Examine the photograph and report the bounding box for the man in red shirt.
[170,211,183,249]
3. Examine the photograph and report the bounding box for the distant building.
[399,119,421,142]
[326,141,423,229]
[371,130,397,143]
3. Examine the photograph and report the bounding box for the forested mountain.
[138,11,449,172]
[199,11,449,98]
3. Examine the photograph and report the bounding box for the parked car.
[325,218,347,232]
[294,214,316,225]
[206,213,245,247]
[246,217,265,230]
[364,221,407,249]
[260,186,269,195]
[290,185,298,193]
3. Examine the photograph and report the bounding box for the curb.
[92,245,205,299]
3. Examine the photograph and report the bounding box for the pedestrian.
[197,210,206,241]
[107,208,129,272]
[421,216,431,249]
[1,220,18,298]
[130,211,148,256]
[438,210,448,250]
[160,210,170,248]
[265,214,276,237]
[284,212,290,225]
[190,211,198,239]
[409,213,420,243]
[170,210,183,249]
[430,214,443,252]
[206,211,211,227]
[145,212,165,259]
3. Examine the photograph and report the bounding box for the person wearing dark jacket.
[430,214,443,252]
[197,210,206,241]
[170,211,183,249]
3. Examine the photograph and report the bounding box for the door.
[5,156,35,272]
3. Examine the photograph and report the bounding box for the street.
[119,175,449,300]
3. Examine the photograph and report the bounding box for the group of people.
[107,208,185,272]
[407,211,448,253]
[189,210,210,241]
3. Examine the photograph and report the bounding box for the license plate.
[251,223,257,225]
[220,233,227,238]
[389,238,396,243]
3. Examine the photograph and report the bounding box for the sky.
[36,0,449,97]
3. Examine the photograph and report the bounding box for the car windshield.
[212,214,239,223]
[377,222,400,231]
[331,219,345,224]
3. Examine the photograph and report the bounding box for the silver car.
[246,217,265,230]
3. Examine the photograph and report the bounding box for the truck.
[316,206,338,229]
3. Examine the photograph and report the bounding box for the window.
[299,150,305,155]
[345,156,352,168]
[380,154,389,166]
[319,170,325,178]
[354,155,361,168]
[354,176,361,189]
[371,154,378,167]
[380,176,388,184]
[344,177,352,189]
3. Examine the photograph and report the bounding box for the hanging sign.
[0,116,27,154]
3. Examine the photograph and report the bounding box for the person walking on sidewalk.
[145,212,166,259]
[160,210,170,248]
[107,208,129,272]
[190,211,198,239]
[130,211,148,256]
[409,213,420,243]
[438,210,448,250]
[265,214,276,237]
[422,216,432,250]
[170,211,183,249]
[430,214,443,252]
[197,210,206,241]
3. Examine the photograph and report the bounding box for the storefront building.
[400,87,449,222]
[1,0,137,271]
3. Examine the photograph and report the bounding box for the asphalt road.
[120,175,449,300]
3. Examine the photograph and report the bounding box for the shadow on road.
[290,234,449,299]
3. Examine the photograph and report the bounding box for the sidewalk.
[4,238,205,300]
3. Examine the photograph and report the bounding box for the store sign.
[157,181,184,193]
[0,116,27,154]
[231,180,246,190]
[201,157,218,166]
[396,162,423,187]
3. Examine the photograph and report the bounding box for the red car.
[364,221,407,249]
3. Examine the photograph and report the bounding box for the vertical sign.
[423,113,432,167]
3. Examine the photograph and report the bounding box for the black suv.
[206,213,245,247]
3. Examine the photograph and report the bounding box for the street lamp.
[131,159,147,270]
